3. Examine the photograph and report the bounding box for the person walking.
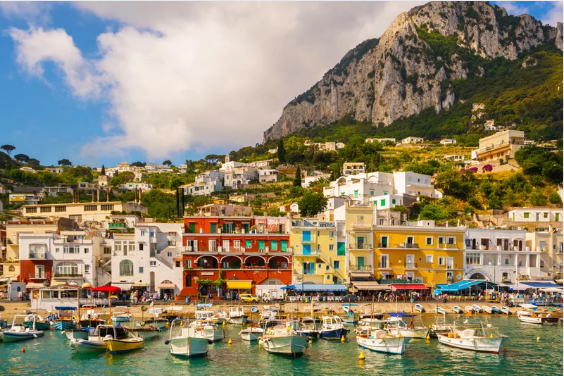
[164,293,169,304]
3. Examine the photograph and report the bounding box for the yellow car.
[240,294,259,303]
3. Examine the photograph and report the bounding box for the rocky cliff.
[263,1,563,141]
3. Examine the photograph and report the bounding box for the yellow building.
[21,201,148,223]
[344,204,374,273]
[372,221,466,289]
[290,219,347,292]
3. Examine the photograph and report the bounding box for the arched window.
[9,266,15,272]
[120,260,134,276]
[56,262,79,276]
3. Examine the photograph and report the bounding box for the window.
[84,205,97,211]
[85,265,90,273]
[246,240,252,249]
[55,206,66,212]
[150,261,157,266]
[438,257,445,266]
[56,262,79,276]
[329,244,334,251]
[64,246,79,254]
[466,253,480,265]
[139,267,144,273]
[380,199,385,206]
[334,260,340,269]
[101,204,114,211]
[426,237,433,246]
[337,242,346,256]
[524,212,530,219]
[544,213,549,218]
[104,247,111,255]
[185,259,192,268]
[259,240,265,251]
[270,240,278,251]
[381,236,388,248]
[9,266,15,272]
[447,237,455,244]
[84,248,89,254]
[370,191,374,196]
[40,206,52,213]
[114,241,122,251]
[211,223,217,233]
[29,244,46,258]
[176,261,181,268]
[438,237,445,245]
[329,231,334,238]
[354,190,359,198]
[119,260,134,276]
[139,243,144,251]
[234,240,241,250]
[167,252,172,257]
[281,240,288,252]
[406,236,414,244]
[26,207,37,213]
[185,275,192,287]
[392,199,396,204]
[426,255,433,263]
[505,258,509,265]
[326,265,330,271]
[141,230,146,236]
[380,254,389,268]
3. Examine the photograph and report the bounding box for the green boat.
[23,320,51,330]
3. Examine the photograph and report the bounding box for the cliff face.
[263,1,563,141]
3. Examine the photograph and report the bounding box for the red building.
[181,216,292,299]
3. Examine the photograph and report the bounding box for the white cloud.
[497,1,563,26]
[11,2,427,161]
[543,1,563,26]
[0,2,51,23]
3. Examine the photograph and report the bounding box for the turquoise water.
[0,317,562,375]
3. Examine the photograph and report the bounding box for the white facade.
[508,208,562,222]
[370,194,405,210]
[183,171,225,196]
[464,229,546,283]
[118,182,153,192]
[302,173,330,188]
[324,172,393,204]
[46,167,64,174]
[111,223,184,297]
[401,137,424,144]
[145,163,173,173]
[342,162,366,176]
[526,230,563,276]
[224,166,257,189]
[258,169,279,183]
[366,138,396,144]
[220,161,247,171]
[249,160,273,168]
[440,139,457,145]
[393,172,443,198]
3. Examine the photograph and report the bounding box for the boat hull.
[71,339,108,353]
[111,316,131,323]
[296,330,319,339]
[107,338,144,354]
[261,335,309,356]
[438,335,507,353]
[229,316,249,325]
[53,321,74,331]
[170,336,209,358]
[517,315,559,325]
[130,328,161,340]
[65,329,90,340]
[356,335,410,355]
[241,328,264,341]
[388,327,428,339]
[2,330,44,342]
[23,321,50,331]
[482,307,493,314]
[319,327,348,340]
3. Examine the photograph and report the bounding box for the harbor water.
[0,316,561,375]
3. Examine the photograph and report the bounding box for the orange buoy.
[21,349,25,353]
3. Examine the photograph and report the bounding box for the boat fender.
[164,340,170,345]
[208,340,213,345]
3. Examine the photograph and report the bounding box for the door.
[357,237,364,249]
[211,223,217,234]
[303,244,311,255]
[406,255,414,268]
[259,240,265,252]
[358,257,365,270]
[406,272,414,281]
[381,255,388,268]
[189,223,196,233]
[381,236,388,248]
[35,265,44,279]
[446,257,454,269]
[209,240,217,252]
[222,240,230,252]
[302,231,311,242]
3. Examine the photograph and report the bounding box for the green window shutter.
[337,242,346,256]
[189,223,196,233]
[210,223,217,233]
[259,240,265,251]
[380,199,385,206]
[270,240,278,251]
[246,240,252,248]
[281,240,288,252]
[370,191,374,196]
[392,199,396,204]
[354,190,359,198]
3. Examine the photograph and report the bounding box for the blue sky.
[0,2,561,168]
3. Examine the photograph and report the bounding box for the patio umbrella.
[91,285,122,322]
[280,285,295,290]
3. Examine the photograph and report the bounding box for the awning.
[349,271,373,278]
[111,282,132,291]
[352,281,390,291]
[157,283,175,289]
[226,280,253,290]
[435,280,499,292]
[391,283,429,291]
[521,281,560,289]
[132,283,149,287]
[499,283,528,291]
[295,284,348,292]
[50,281,68,286]
[26,283,46,289]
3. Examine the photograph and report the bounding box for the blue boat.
[53,320,74,331]
[319,316,349,340]
[491,306,501,314]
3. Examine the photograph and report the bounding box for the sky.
[0,1,561,168]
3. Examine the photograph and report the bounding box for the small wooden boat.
[452,306,463,314]
[516,304,559,325]
[23,314,50,331]
[434,307,446,315]
[167,319,210,358]
[127,325,161,340]
[65,328,91,340]
[240,327,264,341]
[228,306,249,325]
[53,319,74,331]
[437,321,508,353]
[491,306,501,314]
[259,322,309,356]
[465,306,474,314]
[2,315,44,342]
[472,305,482,313]
[501,307,510,315]
[70,324,129,353]
[482,306,493,314]
[188,320,224,342]
[414,304,425,313]
[356,328,411,354]
[319,316,349,340]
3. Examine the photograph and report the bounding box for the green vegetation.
[298,189,328,218]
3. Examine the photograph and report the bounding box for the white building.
[342,162,366,176]
[484,120,497,131]
[258,169,279,183]
[365,138,396,144]
[248,160,273,168]
[279,202,299,214]
[401,137,424,144]
[526,229,563,277]
[393,172,443,198]
[46,167,64,174]
[508,208,562,222]
[220,161,247,171]
[111,223,184,297]
[370,194,407,210]
[42,186,73,197]
[302,173,331,188]
[183,171,224,196]
[444,155,465,162]
[118,182,153,192]
[440,139,457,145]
[145,163,173,173]
[464,229,545,283]
[324,172,393,204]
[224,166,257,189]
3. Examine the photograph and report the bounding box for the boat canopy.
[54,306,77,310]
[386,312,413,317]
[295,284,347,292]
[435,280,499,293]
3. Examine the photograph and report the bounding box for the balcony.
[348,243,372,251]
[53,273,83,278]
[349,264,372,271]
[293,249,321,257]
[351,223,372,231]
[377,243,389,248]
[168,240,177,246]
[29,253,46,260]
[149,236,157,243]
[377,262,391,269]
[439,243,461,250]
[397,243,419,249]
[28,273,49,280]
[301,237,314,243]
[54,238,93,245]
[108,223,126,229]
[405,262,417,269]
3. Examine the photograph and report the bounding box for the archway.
[245,256,265,268]
[268,256,289,269]
[221,256,241,269]
[469,272,486,280]
[196,256,218,268]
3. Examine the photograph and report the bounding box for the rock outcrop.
[264,1,563,141]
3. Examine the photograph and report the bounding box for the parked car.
[340,294,358,303]
[240,294,259,303]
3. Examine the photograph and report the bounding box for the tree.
[169,175,182,190]
[110,171,135,187]
[298,189,328,217]
[1,145,15,155]
[130,161,146,167]
[277,139,286,163]
[28,158,41,170]
[100,165,106,175]
[14,154,29,163]
[58,158,72,166]
[163,160,172,167]
[548,192,563,205]
[293,165,302,187]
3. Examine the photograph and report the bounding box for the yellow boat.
[107,336,144,354]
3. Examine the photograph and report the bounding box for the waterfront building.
[290,219,347,293]
[464,229,545,284]
[526,228,563,278]
[181,216,292,299]
[21,201,148,222]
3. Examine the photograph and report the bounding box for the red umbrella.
[91,285,122,321]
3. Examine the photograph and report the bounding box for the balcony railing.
[301,237,314,243]
[29,253,46,260]
[28,273,49,280]
[293,249,321,257]
[348,243,372,250]
[54,239,93,244]
[168,240,177,246]
[349,265,372,271]
[378,243,389,248]
[405,262,417,269]
[439,243,461,250]
[397,243,419,249]
[377,262,391,268]
[53,273,83,278]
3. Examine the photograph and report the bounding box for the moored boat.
[70,324,126,353]
[491,306,501,314]
[127,325,161,340]
[516,304,559,325]
[356,328,411,354]
[452,306,463,314]
[465,306,474,314]
[385,314,428,339]
[319,315,349,340]
[437,321,508,353]
[482,306,493,314]
[23,314,50,331]
[228,306,249,325]
[259,322,309,356]
[167,319,210,358]
[414,304,425,313]
[501,307,510,315]
[107,335,144,354]
[240,327,264,341]
[472,305,483,313]
[65,328,91,340]
[2,315,44,343]
[188,320,224,342]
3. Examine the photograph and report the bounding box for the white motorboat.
[437,321,508,353]
[491,306,501,314]
[259,322,309,356]
[228,306,249,325]
[65,328,91,340]
[167,319,210,358]
[70,324,130,353]
[355,318,386,334]
[213,311,228,324]
[452,306,463,314]
[195,310,219,324]
[385,316,428,339]
[434,307,446,315]
[472,305,483,313]
[501,307,510,315]
[111,313,132,323]
[319,316,349,340]
[414,304,425,313]
[464,306,474,314]
[482,306,493,314]
[356,328,411,355]
[188,320,224,342]
[2,315,44,343]
[516,305,559,325]
[127,324,162,340]
[240,327,264,341]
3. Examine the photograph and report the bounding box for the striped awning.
[352,281,390,291]
[111,282,132,291]
[157,283,175,289]
[226,280,253,289]
[26,283,46,289]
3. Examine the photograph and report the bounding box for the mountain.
[263,1,563,141]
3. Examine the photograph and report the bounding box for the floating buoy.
[490,333,493,338]
[21,349,25,353]
[537,336,540,342]
[426,332,431,341]
[359,350,365,360]
[308,339,312,346]
[222,321,226,327]
[228,337,232,345]
[428,324,432,329]
[341,335,345,343]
